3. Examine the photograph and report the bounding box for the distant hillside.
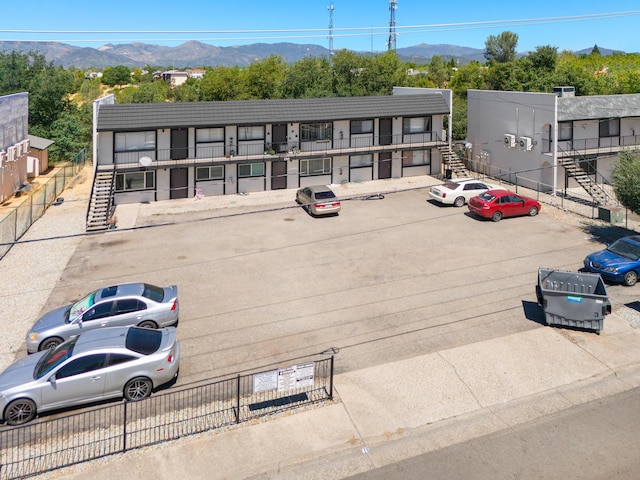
[0,40,628,70]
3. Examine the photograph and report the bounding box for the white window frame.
[115,131,156,152]
[238,126,265,141]
[300,157,332,176]
[402,150,431,167]
[349,154,373,168]
[196,165,224,181]
[196,128,225,143]
[402,117,432,134]
[301,123,333,142]
[115,171,155,191]
[238,162,265,178]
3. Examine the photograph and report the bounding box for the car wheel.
[5,398,37,426]
[491,211,503,222]
[124,377,153,401]
[453,196,465,208]
[39,336,64,351]
[623,270,638,287]
[137,320,158,329]
[528,206,539,216]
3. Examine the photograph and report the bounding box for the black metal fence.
[0,149,87,260]
[0,356,334,480]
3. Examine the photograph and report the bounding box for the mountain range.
[0,40,622,70]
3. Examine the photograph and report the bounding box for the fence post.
[329,356,334,400]
[123,402,128,453]
[236,375,241,424]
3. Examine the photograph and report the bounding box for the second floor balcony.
[105,132,447,171]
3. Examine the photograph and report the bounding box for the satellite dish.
[139,156,152,167]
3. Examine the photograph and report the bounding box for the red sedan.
[468,189,541,222]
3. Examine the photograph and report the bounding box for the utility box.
[536,268,611,334]
[598,205,624,223]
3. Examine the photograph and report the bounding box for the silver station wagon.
[2,326,180,426]
[26,283,179,354]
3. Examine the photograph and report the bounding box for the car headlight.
[603,267,618,273]
[29,332,39,341]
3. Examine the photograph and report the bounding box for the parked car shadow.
[579,222,637,245]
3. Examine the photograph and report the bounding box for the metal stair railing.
[557,146,616,206]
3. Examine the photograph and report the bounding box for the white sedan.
[428,179,504,207]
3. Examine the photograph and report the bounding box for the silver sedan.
[1,326,180,426]
[26,282,179,354]
[295,185,341,216]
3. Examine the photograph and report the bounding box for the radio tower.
[328,3,334,62]
[388,0,397,52]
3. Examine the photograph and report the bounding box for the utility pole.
[388,0,397,52]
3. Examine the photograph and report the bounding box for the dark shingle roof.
[27,134,54,150]
[96,94,450,131]
[558,93,640,121]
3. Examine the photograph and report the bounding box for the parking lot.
[31,184,640,393]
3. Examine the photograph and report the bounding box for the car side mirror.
[48,376,57,386]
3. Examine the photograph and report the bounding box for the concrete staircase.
[86,170,115,232]
[438,145,470,179]
[558,157,612,205]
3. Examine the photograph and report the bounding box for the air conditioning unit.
[22,139,30,153]
[6,146,16,162]
[16,142,23,157]
[519,136,533,151]
[504,134,516,148]
[0,150,5,168]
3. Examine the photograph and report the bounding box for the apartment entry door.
[272,124,288,152]
[171,128,188,160]
[170,168,189,199]
[271,160,287,190]
[379,118,392,145]
[379,152,392,179]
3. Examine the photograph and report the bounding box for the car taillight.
[167,347,176,363]
[442,193,446,198]
[171,299,177,311]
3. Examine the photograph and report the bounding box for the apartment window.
[599,118,620,137]
[402,150,430,167]
[115,131,156,152]
[300,158,332,176]
[196,128,224,143]
[196,165,224,181]
[350,154,373,168]
[351,120,374,135]
[238,126,264,141]
[403,117,431,134]
[301,123,332,142]
[558,122,573,141]
[115,171,155,191]
[238,162,265,178]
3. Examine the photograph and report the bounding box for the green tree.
[28,65,74,129]
[282,56,333,98]
[102,65,131,87]
[612,150,640,214]
[199,66,245,101]
[243,55,287,99]
[449,62,486,98]
[528,45,558,73]
[331,49,368,97]
[427,55,449,88]
[484,31,519,64]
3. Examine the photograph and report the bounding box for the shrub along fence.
[0,149,87,260]
[0,356,334,480]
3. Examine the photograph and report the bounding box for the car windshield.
[607,237,640,261]
[142,283,165,303]
[314,191,336,200]
[477,192,496,202]
[34,337,78,379]
[126,327,162,355]
[68,291,97,322]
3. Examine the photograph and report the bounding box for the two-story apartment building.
[94,92,452,205]
[0,92,30,203]
[466,88,640,202]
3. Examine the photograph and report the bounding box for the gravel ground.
[0,165,93,371]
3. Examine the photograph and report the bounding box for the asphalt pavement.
[7,170,640,480]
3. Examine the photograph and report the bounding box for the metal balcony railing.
[105,132,446,171]
[556,134,640,158]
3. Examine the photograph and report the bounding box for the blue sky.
[2,1,639,53]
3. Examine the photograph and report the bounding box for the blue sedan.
[584,235,640,286]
